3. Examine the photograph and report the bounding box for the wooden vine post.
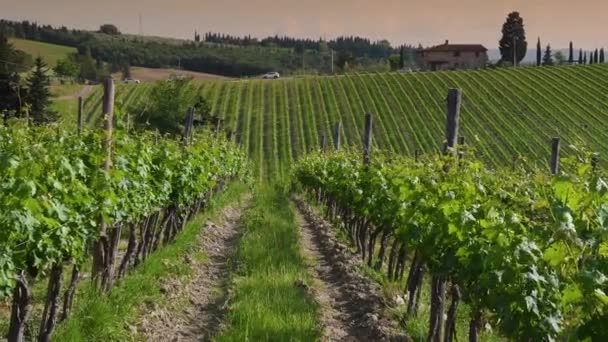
[92,77,114,291]
[333,121,342,151]
[429,89,462,342]
[77,96,83,134]
[183,107,195,145]
[363,113,373,165]
[444,89,462,155]
[550,137,560,175]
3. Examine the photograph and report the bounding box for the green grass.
[215,185,320,341]
[50,84,84,97]
[79,64,608,179]
[50,99,79,128]
[52,183,249,341]
[9,38,77,67]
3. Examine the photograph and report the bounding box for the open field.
[9,38,77,67]
[80,64,608,179]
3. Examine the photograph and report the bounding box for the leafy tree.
[388,55,401,70]
[26,57,56,123]
[542,45,553,66]
[499,11,527,65]
[568,42,574,64]
[600,48,605,63]
[335,50,355,70]
[554,51,565,65]
[99,24,120,35]
[54,58,80,79]
[133,77,193,134]
[536,37,541,66]
[74,53,99,81]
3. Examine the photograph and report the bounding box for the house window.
[454,51,461,57]
[475,51,480,57]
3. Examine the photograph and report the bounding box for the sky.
[2,0,607,50]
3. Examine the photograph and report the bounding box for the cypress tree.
[399,45,405,69]
[499,11,528,65]
[589,51,594,64]
[568,41,574,64]
[594,49,599,64]
[536,37,541,66]
[26,57,55,123]
[601,48,605,63]
[578,49,583,64]
[584,51,587,64]
[542,44,554,66]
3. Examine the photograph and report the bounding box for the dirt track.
[294,198,407,342]
[113,67,231,82]
[137,196,249,341]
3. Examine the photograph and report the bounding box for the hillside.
[9,38,76,67]
[78,64,608,179]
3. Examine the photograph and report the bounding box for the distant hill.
[8,38,76,67]
[1,19,414,77]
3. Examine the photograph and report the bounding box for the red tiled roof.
[421,44,487,52]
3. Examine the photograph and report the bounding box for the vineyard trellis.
[0,78,249,342]
[292,88,608,341]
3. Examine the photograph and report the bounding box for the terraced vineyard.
[79,65,608,178]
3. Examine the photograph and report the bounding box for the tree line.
[498,12,605,67]
[202,31,414,59]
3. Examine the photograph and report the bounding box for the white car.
[123,78,141,84]
[262,72,280,79]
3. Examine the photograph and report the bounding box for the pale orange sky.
[2,0,607,49]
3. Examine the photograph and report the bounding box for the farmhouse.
[416,40,488,70]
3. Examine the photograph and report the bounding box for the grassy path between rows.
[53,183,249,341]
[215,185,320,341]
